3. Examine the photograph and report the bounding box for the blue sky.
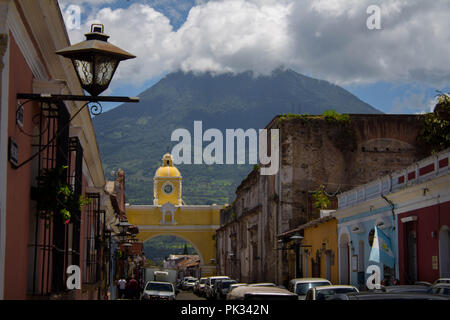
[58,0,450,114]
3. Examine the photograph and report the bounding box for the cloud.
[391,90,439,114]
[63,0,450,87]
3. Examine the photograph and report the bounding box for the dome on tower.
[154,153,181,178]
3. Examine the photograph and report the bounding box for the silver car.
[182,278,197,291]
[288,278,332,300]
[141,281,176,300]
[305,285,359,300]
[433,278,450,285]
[227,285,298,300]
[205,276,230,300]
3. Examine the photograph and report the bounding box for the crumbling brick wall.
[218,114,425,284]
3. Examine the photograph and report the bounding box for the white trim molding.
[5,1,48,80]
[400,216,418,224]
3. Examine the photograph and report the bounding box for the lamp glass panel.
[73,59,93,85]
[94,55,119,86]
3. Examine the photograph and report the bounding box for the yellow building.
[302,216,339,284]
[126,153,221,276]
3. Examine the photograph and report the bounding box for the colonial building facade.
[217,114,425,285]
[335,147,450,286]
[0,0,118,299]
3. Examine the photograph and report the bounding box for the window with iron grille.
[68,137,83,268]
[84,193,101,284]
[28,102,73,296]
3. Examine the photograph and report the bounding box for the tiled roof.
[277,215,336,238]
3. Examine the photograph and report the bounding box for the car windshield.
[200,279,206,284]
[188,279,196,283]
[296,282,330,295]
[316,288,357,300]
[145,283,173,292]
[436,279,450,284]
[211,278,228,285]
[221,281,237,289]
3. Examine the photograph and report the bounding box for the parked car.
[374,285,431,294]
[215,279,238,300]
[414,281,432,286]
[248,283,277,287]
[288,278,332,300]
[428,283,450,296]
[182,278,197,290]
[433,278,450,285]
[327,292,450,300]
[196,277,208,296]
[177,277,192,289]
[227,285,298,300]
[305,285,359,300]
[227,283,248,296]
[205,276,230,300]
[141,281,176,300]
[180,276,196,290]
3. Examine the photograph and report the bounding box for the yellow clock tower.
[153,153,182,206]
[126,152,221,276]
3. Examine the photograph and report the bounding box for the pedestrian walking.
[117,278,127,299]
[139,278,145,296]
[128,276,139,300]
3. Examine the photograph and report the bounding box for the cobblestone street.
[176,290,206,300]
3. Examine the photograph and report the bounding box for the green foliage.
[143,235,197,265]
[277,113,310,126]
[417,93,450,154]
[312,186,330,210]
[322,109,350,123]
[277,110,350,126]
[36,166,91,225]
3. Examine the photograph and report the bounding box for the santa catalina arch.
[126,153,220,276]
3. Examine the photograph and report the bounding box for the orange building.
[278,215,339,285]
[0,1,116,299]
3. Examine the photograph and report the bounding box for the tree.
[417,92,450,154]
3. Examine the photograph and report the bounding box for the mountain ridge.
[93,69,381,205]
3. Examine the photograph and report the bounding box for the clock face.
[163,183,173,194]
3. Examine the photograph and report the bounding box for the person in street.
[139,277,145,297]
[127,276,139,300]
[117,278,127,299]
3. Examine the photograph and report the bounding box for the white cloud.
[63,0,450,87]
[391,90,440,114]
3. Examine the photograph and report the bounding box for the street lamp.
[14,24,139,170]
[55,24,135,97]
[290,233,304,278]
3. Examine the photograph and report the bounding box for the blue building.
[335,176,399,289]
[334,148,450,289]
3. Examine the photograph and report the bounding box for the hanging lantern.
[56,24,135,96]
